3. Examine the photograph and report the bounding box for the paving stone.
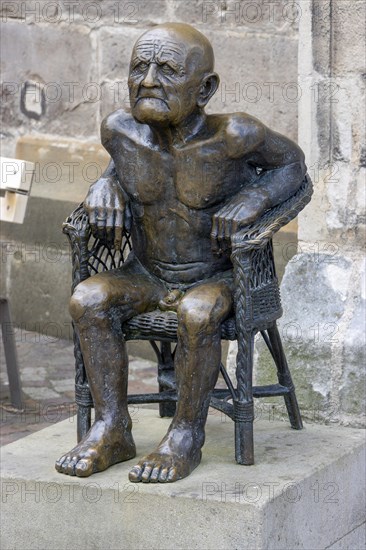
[22,386,61,400]
[49,379,75,393]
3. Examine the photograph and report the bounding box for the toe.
[60,455,72,473]
[55,455,67,472]
[167,467,177,482]
[149,466,161,483]
[141,464,154,483]
[65,457,78,476]
[75,458,93,477]
[129,465,143,482]
[158,467,169,482]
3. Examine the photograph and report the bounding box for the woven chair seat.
[123,310,237,341]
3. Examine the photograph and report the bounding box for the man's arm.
[211,119,307,249]
[84,158,130,249]
[84,112,131,249]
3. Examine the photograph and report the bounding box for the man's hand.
[211,188,270,253]
[84,177,128,249]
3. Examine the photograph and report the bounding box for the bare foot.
[129,425,202,483]
[55,420,136,477]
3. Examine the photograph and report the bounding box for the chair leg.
[235,329,255,465]
[159,399,176,417]
[77,405,91,442]
[267,323,303,430]
[157,342,176,418]
[0,298,23,409]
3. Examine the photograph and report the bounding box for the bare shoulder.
[212,112,304,165]
[209,113,266,159]
[101,108,149,153]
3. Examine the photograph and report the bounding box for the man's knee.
[177,295,221,335]
[177,283,233,335]
[69,279,111,323]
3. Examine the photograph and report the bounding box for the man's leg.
[56,258,166,477]
[129,279,233,483]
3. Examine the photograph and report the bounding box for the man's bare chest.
[113,140,248,209]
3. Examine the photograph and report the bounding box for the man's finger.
[211,217,220,254]
[105,208,115,246]
[217,216,225,243]
[106,226,114,246]
[88,209,99,239]
[224,218,233,240]
[232,219,239,234]
[96,208,107,241]
[114,209,124,249]
[114,226,123,250]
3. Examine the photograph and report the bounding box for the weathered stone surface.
[339,288,366,417]
[99,79,131,120]
[312,0,332,76]
[1,412,365,550]
[204,30,299,140]
[253,254,349,417]
[0,21,98,139]
[255,253,365,426]
[99,26,145,82]
[332,0,366,75]
[2,238,72,340]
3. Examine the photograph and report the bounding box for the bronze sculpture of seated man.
[55,22,306,482]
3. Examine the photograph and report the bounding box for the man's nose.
[141,63,159,87]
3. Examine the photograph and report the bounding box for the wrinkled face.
[128,35,203,126]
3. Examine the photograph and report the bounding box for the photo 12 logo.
[202,1,302,25]
[1,2,139,24]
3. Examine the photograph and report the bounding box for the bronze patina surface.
[55,23,307,482]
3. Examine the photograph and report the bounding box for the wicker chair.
[63,174,313,465]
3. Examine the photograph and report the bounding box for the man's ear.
[197,73,220,107]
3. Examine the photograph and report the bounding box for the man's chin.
[132,100,172,125]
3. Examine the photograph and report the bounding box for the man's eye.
[160,64,175,76]
[134,62,148,72]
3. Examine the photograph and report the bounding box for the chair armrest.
[62,203,131,292]
[230,175,313,333]
[231,174,313,252]
[62,204,91,290]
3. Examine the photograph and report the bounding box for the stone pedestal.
[1,409,365,550]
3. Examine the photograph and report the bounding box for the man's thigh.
[73,255,167,319]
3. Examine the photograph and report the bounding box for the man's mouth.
[134,97,170,110]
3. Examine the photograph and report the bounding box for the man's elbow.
[279,157,307,200]
[290,145,307,179]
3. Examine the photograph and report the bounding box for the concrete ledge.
[1,409,365,549]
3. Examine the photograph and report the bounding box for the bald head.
[133,23,215,76]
